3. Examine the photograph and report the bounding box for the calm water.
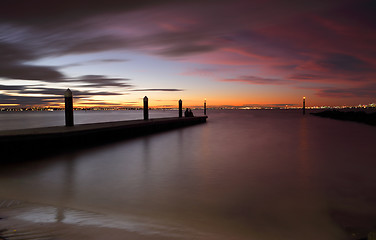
[0,110,177,130]
[1,110,376,240]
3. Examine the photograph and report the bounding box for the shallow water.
[1,109,376,239]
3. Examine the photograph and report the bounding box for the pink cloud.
[222,75,293,85]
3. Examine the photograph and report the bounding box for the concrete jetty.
[0,116,207,160]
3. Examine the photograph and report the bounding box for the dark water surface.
[0,110,177,130]
[1,110,376,239]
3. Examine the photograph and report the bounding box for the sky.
[0,0,375,108]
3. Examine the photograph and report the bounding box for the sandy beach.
[0,199,212,240]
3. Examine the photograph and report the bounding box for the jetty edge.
[0,116,207,161]
[311,110,376,126]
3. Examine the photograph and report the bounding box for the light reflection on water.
[1,110,376,239]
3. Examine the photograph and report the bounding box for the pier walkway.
[0,116,207,160]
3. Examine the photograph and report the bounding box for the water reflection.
[142,136,151,174]
[297,115,312,189]
[56,154,76,223]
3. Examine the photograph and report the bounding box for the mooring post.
[143,96,149,120]
[179,99,182,118]
[303,97,306,115]
[204,98,207,115]
[65,89,74,126]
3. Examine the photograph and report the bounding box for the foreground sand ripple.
[0,199,209,240]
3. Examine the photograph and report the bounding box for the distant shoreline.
[311,110,376,126]
[1,106,376,112]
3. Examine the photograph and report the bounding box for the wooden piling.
[143,96,149,120]
[179,99,182,118]
[303,97,306,115]
[65,89,74,126]
[204,99,207,115]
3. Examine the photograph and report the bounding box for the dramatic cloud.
[1,0,376,106]
[0,85,25,91]
[0,41,65,82]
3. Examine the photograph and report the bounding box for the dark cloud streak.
[132,89,184,92]
[317,53,373,73]
[0,0,175,27]
[60,59,128,68]
[0,85,25,91]
[316,84,376,98]
[222,76,292,85]
[0,64,64,81]
[72,75,132,88]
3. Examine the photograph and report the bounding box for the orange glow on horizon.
[4,92,373,109]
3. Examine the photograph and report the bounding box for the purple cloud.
[222,75,292,85]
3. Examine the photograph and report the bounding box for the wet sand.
[0,199,210,240]
[2,199,376,240]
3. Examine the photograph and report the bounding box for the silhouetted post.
[303,97,306,115]
[143,96,149,120]
[179,99,182,118]
[204,99,207,115]
[65,89,74,126]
